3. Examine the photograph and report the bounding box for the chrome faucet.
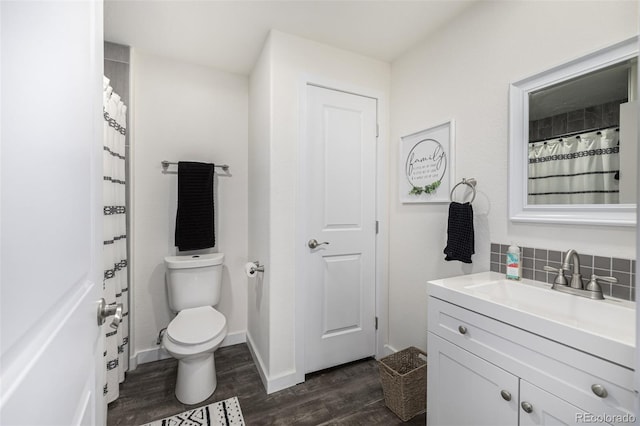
[562,249,583,289]
[543,249,615,300]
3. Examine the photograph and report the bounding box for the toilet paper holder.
[249,261,264,274]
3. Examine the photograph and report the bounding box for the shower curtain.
[103,77,129,403]
[528,127,620,204]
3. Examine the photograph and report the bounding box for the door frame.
[295,76,389,384]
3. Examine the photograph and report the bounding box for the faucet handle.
[584,274,614,300]
[591,274,618,284]
[543,265,568,286]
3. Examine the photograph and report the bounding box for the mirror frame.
[509,36,638,226]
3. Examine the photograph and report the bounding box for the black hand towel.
[175,161,215,251]
[443,202,475,264]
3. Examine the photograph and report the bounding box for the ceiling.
[529,59,635,120]
[104,0,477,75]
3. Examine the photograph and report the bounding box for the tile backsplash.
[490,243,636,301]
[528,98,624,142]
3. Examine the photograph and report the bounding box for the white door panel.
[1,1,104,425]
[322,106,364,228]
[321,254,362,335]
[304,85,377,374]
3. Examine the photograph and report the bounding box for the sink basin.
[428,272,635,369]
[466,279,554,306]
[466,279,634,336]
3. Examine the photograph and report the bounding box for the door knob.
[97,298,123,330]
[458,325,467,335]
[308,239,330,249]
[500,390,512,401]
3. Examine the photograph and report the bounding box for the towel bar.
[161,160,229,172]
[450,178,477,203]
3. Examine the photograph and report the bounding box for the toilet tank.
[164,253,225,312]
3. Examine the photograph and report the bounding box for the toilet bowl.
[161,253,227,405]
[162,306,227,404]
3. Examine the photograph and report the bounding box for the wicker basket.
[378,347,427,421]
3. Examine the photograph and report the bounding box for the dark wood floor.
[107,343,426,425]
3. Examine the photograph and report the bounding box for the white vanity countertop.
[428,271,636,369]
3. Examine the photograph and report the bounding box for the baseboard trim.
[221,330,247,347]
[133,330,247,367]
[265,369,299,394]
[383,344,398,357]
[246,332,300,394]
[129,356,138,371]
[245,332,269,391]
[135,346,171,366]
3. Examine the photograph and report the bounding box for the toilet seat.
[167,306,226,345]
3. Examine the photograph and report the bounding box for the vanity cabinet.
[428,333,518,425]
[427,296,634,426]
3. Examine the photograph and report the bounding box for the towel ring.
[450,178,477,203]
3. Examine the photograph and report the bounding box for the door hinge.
[375,316,379,330]
[375,220,379,234]
[376,123,379,138]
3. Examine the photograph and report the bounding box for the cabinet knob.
[458,325,467,335]
[500,390,512,401]
[591,384,608,398]
[521,401,533,413]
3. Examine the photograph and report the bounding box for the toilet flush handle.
[97,298,124,330]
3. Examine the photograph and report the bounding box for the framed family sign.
[400,120,454,203]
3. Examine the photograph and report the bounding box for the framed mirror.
[509,36,638,226]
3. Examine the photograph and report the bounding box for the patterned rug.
[141,397,244,426]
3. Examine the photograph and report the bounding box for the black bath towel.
[175,161,215,251]
[443,202,475,264]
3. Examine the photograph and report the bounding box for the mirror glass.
[509,37,638,226]
[527,58,637,205]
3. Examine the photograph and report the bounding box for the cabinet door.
[428,333,519,426]
[519,381,612,426]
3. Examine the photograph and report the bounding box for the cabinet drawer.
[428,296,635,420]
[519,380,615,426]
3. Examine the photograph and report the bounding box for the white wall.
[131,50,248,362]
[248,30,390,391]
[247,37,272,378]
[389,0,639,352]
[270,30,391,378]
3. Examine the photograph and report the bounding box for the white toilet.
[162,253,227,405]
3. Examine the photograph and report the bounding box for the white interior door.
[1,2,105,425]
[304,84,377,374]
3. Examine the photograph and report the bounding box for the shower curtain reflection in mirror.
[528,127,619,205]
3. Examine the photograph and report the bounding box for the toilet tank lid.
[164,253,225,269]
